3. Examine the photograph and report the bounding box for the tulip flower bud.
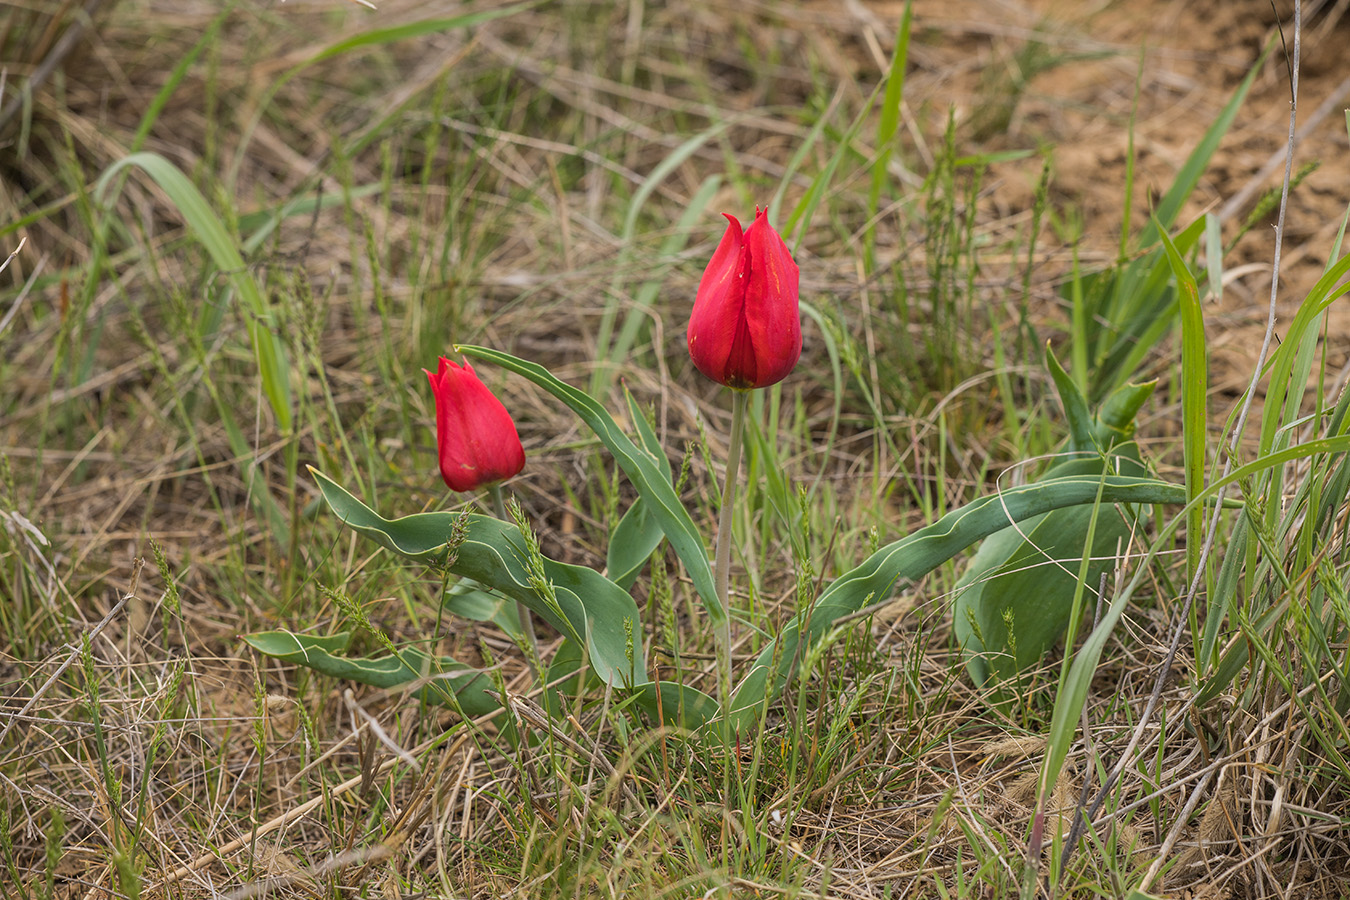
[425,357,525,493]
[687,208,801,390]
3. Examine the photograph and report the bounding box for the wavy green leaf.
[608,502,665,590]
[456,346,721,625]
[953,455,1147,685]
[443,579,523,637]
[311,469,644,687]
[631,681,721,729]
[954,351,1156,687]
[729,475,1194,727]
[606,390,675,587]
[243,631,500,717]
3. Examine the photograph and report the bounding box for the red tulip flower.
[687,208,801,390]
[425,357,525,493]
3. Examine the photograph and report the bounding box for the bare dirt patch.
[879,0,1350,394]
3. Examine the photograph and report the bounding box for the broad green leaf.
[608,502,665,590]
[607,390,675,588]
[956,353,1155,687]
[456,346,722,625]
[243,631,500,717]
[729,474,1193,727]
[954,454,1147,686]
[443,579,522,638]
[624,387,674,480]
[631,681,720,729]
[540,639,593,718]
[311,469,644,687]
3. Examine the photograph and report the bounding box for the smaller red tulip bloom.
[425,357,525,493]
[687,208,801,390]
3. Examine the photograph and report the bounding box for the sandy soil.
[850,0,1350,399]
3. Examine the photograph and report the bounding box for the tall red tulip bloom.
[425,358,525,493]
[687,208,801,390]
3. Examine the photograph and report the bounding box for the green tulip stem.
[713,389,749,711]
[489,482,541,678]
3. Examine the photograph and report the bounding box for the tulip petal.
[687,214,747,385]
[740,209,801,387]
[426,357,525,493]
[687,209,801,389]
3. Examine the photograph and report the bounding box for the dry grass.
[4,0,1350,898]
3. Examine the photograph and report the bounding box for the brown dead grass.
[3,0,1350,898]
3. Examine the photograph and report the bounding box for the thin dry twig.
[156,724,484,887]
[1065,0,1304,872]
[0,559,139,747]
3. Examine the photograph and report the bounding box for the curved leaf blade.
[456,345,722,624]
[311,469,645,687]
[607,501,665,589]
[630,681,721,729]
[94,152,292,432]
[728,475,1194,728]
[606,388,675,587]
[243,631,500,717]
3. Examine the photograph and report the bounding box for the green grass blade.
[130,10,228,153]
[94,152,293,432]
[1256,251,1350,458]
[783,79,886,252]
[1140,38,1270,243]
[606,390,676,588]
[1157,218,1207,576]
[865,1,913,265]
[1089,215,1205,401]
[225,3,538,189]
[1204,212,1224,302]
[768,89,839,228]
[304,4,540,68]
[1199,511,1248,670]
[592,172,723,397]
